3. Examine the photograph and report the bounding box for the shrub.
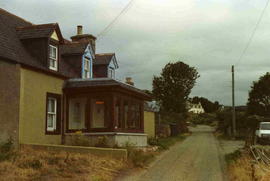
[18,159,43,169]
[148,137,159,146]
[0,138,15,162]
[225,149,242,165]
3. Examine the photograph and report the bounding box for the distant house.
[0,8,151,147]
[187,102,205,114]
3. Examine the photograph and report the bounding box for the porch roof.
[64,78,151,100]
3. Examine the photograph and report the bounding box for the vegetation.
[124,142,156,168]
[247,72,270,117]
[148,134,189,151]
[216,108,264,139]
[226,149,270,181]
[152,61,199,113]
[0,138,16,162]
[187,113,216,126]
[0,140,125,181]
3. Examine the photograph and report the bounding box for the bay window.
[91,99,106,128]
[68,97,87,130]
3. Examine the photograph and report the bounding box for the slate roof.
[94,53,115,65]
[60,42,88,56]
[0,8,82,78]
[16,23,56,39]
[64,78,151,100]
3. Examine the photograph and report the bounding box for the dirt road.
[120,125,225,181]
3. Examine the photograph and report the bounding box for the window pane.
[68,97,87,130]
[49,46,57,59]
[115,100,121,128]
[91,99,106,128]
[47,114,54,128]
[124,101,128,128]
[129,104,136,128]
[48,98,56,113]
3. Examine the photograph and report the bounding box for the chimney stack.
[71,25,97,53]
[77,25,83,35]
[125,77,134,86]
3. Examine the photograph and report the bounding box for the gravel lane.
[120,125,224,181]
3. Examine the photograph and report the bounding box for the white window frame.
[47,97,57,131]
[49,45,58,71]
[108,67,115,79]
[83,57,90,78]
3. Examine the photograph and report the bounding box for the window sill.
[45,131,61,135]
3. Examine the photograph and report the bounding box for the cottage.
[187,102,205,114]
[0,8,151,147]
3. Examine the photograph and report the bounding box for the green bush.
[148,137,159,146]
[188,113,216,125]
[0,138,15,162]
[148,134,187,151]
[225,149,242,165]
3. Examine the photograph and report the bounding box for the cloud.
[1,0,270,105]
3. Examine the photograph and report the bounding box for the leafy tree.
[152,61,199,113]
[247,72,270,117]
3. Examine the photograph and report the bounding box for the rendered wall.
[144,111,155,138]
[64,133,148,147]
[0,61,20,145]
[19,68,64,144]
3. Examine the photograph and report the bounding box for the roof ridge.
[95,53,115,56]
[62,41,88,46]
[0,8,33,25]
[16,23,57,30]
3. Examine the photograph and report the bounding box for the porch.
[63,78,151,147]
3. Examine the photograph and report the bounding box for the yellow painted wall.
[50,30,59,41]
[144,111,155,138]
[19,68,64,144]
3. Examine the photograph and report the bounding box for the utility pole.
[232,65,236,137]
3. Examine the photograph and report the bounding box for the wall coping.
[64,132,147,136]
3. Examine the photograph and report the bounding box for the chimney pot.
[126,77,134,86]
[77,25,83,35]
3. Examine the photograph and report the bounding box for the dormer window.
[83,57,91,78]
[49,45,58,71]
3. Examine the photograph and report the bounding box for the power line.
[96,0,135,39]
[235,0,270,66]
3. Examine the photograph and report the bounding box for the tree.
[152,61,199,113]
[247,72,270,117]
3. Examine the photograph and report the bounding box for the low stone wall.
[64,132,148,147]
[20,143,127,160]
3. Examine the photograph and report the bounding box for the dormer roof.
[60,42,89,56]
[16,23,64,43]
[94,53,119,68]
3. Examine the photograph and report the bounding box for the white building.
[187,102,205,114]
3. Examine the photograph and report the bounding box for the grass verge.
[226,149,270,181]
[149,133,190,151]
[0,142,126,181]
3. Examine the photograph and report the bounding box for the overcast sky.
[2,0,270,106]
